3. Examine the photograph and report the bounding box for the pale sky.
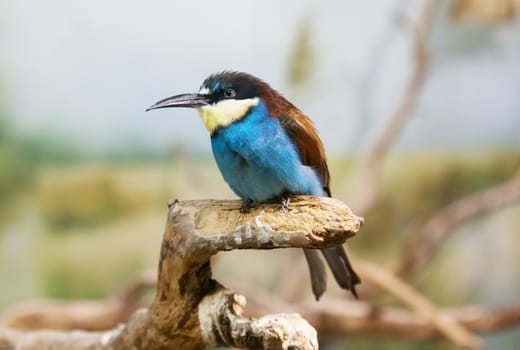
[1,0,519,154]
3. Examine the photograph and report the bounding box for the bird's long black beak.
[146,93,210,112]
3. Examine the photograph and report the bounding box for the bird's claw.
[281,196,291,213]
[240,198,253,213]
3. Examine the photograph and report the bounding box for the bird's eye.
[223,88,236,98]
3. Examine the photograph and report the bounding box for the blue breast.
[210,100,325,201]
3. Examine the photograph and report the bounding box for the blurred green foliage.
[43,252,144,299]
[38,167,171,231]
[0,117,86,229]
[0,119,34,208]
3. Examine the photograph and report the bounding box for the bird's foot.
[281,196,291,213]
[240,198,253,214]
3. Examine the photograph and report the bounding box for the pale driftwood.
[0,196,362,350]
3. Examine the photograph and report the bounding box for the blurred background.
[1,0,520,349]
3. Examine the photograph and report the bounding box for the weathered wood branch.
[0,196,362,350]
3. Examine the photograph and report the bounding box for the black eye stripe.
[201,71,265,101]
[203,81,258,102]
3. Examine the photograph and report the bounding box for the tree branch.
[0,271,155,332]
[354,260,481,349]
[0,196,362,350]
[396,168,520,278]
[244,292,520,342]
[350,0,438,215]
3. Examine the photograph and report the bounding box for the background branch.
[243,291,520,341]
[350,0,438,215]
[397,168,520,278]
[0,270,156,331]
[354,260,481,349]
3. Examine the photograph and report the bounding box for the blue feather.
[210,100,324,201]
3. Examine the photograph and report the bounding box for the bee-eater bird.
[147,71,360,300]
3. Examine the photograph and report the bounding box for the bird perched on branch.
[147,71,360,300]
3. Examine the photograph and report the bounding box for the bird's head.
[147,71,295,134]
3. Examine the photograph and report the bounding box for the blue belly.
[210,101,324,202]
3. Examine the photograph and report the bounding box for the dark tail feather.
[303,248,327,300]
[321,245,361,298]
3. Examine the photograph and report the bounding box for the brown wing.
[254,78,330,195]
[278,112,331,196]
[250,75,358,299]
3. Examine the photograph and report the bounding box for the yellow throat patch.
[197,98,259,134]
